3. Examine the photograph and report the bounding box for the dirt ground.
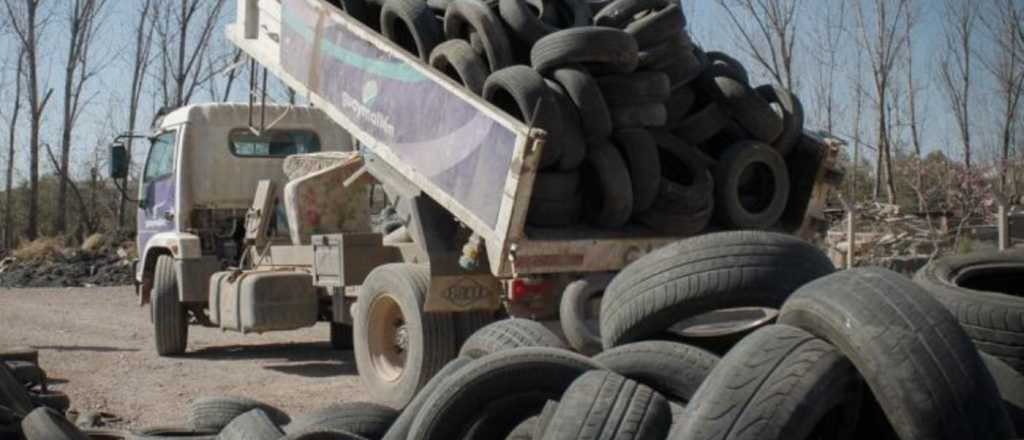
[0,286,366,429]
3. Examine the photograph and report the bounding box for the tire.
[532,171,581,201]
[559,274,613,355]
[635,177,713,235]
[380,0,443,60]
[454,312,497,348]
[505,416,538,440]
[714,76,784,143]
[611,129,661,212]
[152,255,187,356]
[484,66,563,168]
[6,361,45,387]
[779,267,1014,440]
[218,409,284,440]
[335,0,381,30]
[713,141,790,229]
[596,72,670,106]
[187,396,290,432]
[527,193,583,227]
[755,85,803,156]
[280,428,367,440]
[670,325,862,440]
[580,143,634,229]
[81,429,130,439]
[530,28,639,74]
[0,363,32,417]
[550,68,613,139]
[913,250,1024,372]
[664,87,696,130]
[673,102,729,145]
[981,352,1024,435]
[460,319,567,358]
[29,391,71,413]
[706,51,750,85]
[499,0,556,45]
[408,347,602,440]
[609,103,667,129]
[600,231,835,349]
[21,407,88,440]
[460,391,550,440]
[129,426,218,440]
[331,323,354,350]
[649,128,715,183]
[533,400,558,438]
[661,49,704,90]
[381,356,471,440]
[0,346,38,365]
[429,40,489,95]
[443,0,514,72]
[593,0,670,28]
[285,402,397,438]
[354,264,457,409]
[541,370,671,440]
[624,4,685,48]
[544,79,587,170]
[593,341,719,403]
[638,32,692,69]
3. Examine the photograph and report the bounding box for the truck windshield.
[143,130,177,183]
[230,129,321,157]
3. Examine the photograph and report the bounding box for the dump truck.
[113,0,840,409]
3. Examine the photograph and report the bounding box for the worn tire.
[218,409,284,440]
[0,363,32,417]
[408,347,602,440]
[21,407,88,440]
[530,28,639,74]
[779,267,1014,440]
[29,391,71,413]
[444,0,514,72]
[981,352,1024,435]
[706,51,750,85]
[0,347,38,365]
[499,0,556,45]
[623,4,685,48]
[715,77,784,143]
[280,428,367,440]
[533,400,558,438]
[460,319,567,358]
[545,79,587,170]
[913,250,1024,373]
[593,0,669,28]
[638,32,692,69]
[664,87,696,130]
[285,402,397,438]
[380,0,443,60]
[454,312,497,348]
[559,274,613,356]
[355,264,457,409]
[152,255,187,356]
[461,391,550,440]
[609,103,667,128]
[600,231,835,348]
[187,396,290,432]
[129,426,218,440]
[635,177,713,235]
[532,170,580,201]
[550,68,613,139]
[581,143,634,228]
[484,66,564,168]
[597,72,670,107]
[505,416,538,440]
[7,361,45,387]
[541,370,671,440]
[381,356,471,440]
[673,102,729,145]
[429,40,489,95]
[527,194,583,227]
[755,85,803,156]
[713,141,789,229]
[611,129,661,212]
[594,341,719,403]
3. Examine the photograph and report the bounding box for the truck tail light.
[509,278,551,302]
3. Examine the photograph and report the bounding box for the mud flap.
[425,253,502,312]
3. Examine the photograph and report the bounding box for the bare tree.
[54,0,108,234]
[981,0,1024,194]
[809,1,847,133]
[118,0,157,229]
[3,50,25,248]
[854,0,912,204]
[939,0,979,169]
[904,3,926,211]
[4,0,53,241]
[715,0,801,91]
[154,0,229,108]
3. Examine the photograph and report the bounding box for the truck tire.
[382,356,471,440]
[593,0,670,28]
[218,409,284,440]
[550,68,613,139]
[542,370,671,440]
[600,231,835,348]
[581,143,634,229]
[354,264,457,409]
[0,346,38,365]
[755,85,803,156]
[408,347,602,440]
[913,250,1024,373]
[611,129,661,212]
[596,72,671,106]
[330,323,354,350]
[380,0,443,60]
[673,102,729,146]
[530,28,639,74]
[980,352,1024,434]
[460,319,567,358]
[152,255,187,356]
[0,363,32,417]
[21,407,88,440]
[545,79,587,171]
[429,40,488,95]
[484,66,563,168]
[670,325,862,440]
[285,402,397,438]
[443,0,514,72]
[187,396,290,432]
[623,3,685,48]
[559,275,611,356]
[779,267,1014,440]
[713,141,790,229]
[593,341,719,403]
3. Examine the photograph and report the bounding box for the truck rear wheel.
[152,255,188,356]
[354,264,456,409]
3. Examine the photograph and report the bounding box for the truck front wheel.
[152,255,188,356]
[354,264,456,409]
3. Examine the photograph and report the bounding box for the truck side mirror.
[110,143,129,180]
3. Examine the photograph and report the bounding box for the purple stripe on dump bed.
[280,0,519,229]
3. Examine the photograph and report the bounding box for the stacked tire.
[0,349,74,438]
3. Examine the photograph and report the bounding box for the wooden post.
[994,191,1009,251]
[838,195,855,269]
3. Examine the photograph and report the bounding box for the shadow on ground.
[33,345,139,353]
[188,342,357,377]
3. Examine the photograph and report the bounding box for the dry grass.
[13,237,66,262]
[81,233,107,253]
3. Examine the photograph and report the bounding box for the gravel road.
[0,286,366,429]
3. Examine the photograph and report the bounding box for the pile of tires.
[0,347,74,437]
[325,0,804,233]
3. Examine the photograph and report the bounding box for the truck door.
[138,130,178,257]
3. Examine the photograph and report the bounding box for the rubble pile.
[826,203,954,273]
[0,235,135,288]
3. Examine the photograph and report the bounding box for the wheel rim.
[367,294,408,383]
[673,307,779,338]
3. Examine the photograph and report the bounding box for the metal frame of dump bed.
[228,0,836,280]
